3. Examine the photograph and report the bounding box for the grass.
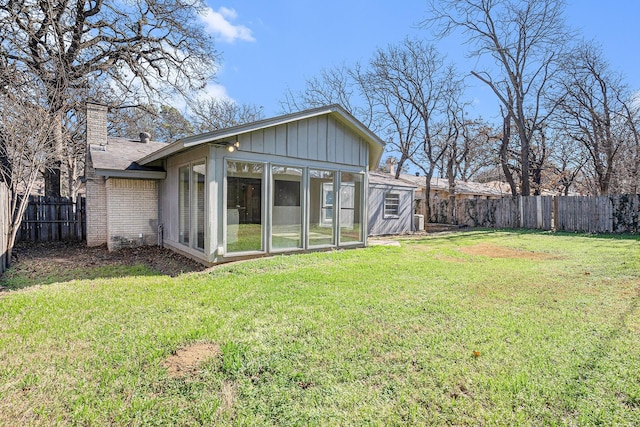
[1,230,639,425]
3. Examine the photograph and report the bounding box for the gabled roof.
[368,171,417,188]
[137,104,385,170]
[397,173,509,198]
[90,137,167,179]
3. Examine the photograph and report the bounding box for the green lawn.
[1,231,639,425]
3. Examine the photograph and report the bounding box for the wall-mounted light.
[213,140,241,152]
[227,141,240,152]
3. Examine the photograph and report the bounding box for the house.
[367,171,417,236]
[382,172,508,222]
[85,103,386,265]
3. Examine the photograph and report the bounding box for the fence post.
[552,196,558,230]
[518,196,523,229]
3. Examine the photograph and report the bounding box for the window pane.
[179,165,190,245]
[339,172,363,244]
[193,162,206,251]
[227,161,263,253]
[309,169,335,246]
[384,193,400,216]
[272,165,302,249]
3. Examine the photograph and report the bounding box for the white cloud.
[200,82,232,101]
[200,7,255,43]
[631,90,640,109]
[167,82,233,113]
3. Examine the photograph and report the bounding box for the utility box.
[414,214,424,231]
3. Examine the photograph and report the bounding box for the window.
[339,172,364,244]
[226,161,264,253]
[272,165,303,250]
[178,161,206,251]
[320,183,333,226]
[384,193,400,217]
[193,162,206,250]
[179,166,190,245]
[309,169,335,246]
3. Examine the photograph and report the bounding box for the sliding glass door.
[178,161,206,251]
[339,172,364,244]
[309,169,335,246]
[226,161,264,253]
[271,165,303,250]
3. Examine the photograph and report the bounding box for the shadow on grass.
[0,241,207,291]
[0,263,163,291]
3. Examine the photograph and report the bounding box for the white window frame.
[223,159,267,256]
[178,159,207,253]
[384,192,400,218]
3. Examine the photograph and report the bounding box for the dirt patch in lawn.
[459,243,558,260]
[162,342,221,379]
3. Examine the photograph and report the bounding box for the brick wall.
[106,179,158,250]
[85,103,108,246]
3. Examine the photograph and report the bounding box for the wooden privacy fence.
[17,196,86,242]
[556,196,614,233]
[433,194,640,233]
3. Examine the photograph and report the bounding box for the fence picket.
[17,196,86,243]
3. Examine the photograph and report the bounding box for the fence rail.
[434,194,640,234]
[17,196,86,242]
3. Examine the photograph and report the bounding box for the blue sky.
[199,1,640,122]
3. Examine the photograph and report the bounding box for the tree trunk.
[395,153,408,179]
[446,155,457,224]
[500,113,518,197]
[519,129,531,196]
[44,111,64,197]
[424,173,434,223]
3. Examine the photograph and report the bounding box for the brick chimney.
[139,131,151,143]
[385,157,397,175]
[86,103,108,147]
[85,102,108,247]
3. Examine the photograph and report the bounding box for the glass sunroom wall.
[226,161,264,253]
[193,162,206,251]
[178,165,190,245]
[272,165,303,250]
[339,172,364,244]
[309,169,335,246]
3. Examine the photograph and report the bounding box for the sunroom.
[137,105,385,265]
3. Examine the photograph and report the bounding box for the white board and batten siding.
[237,116,369,168]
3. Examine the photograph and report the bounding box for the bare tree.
[107,105,161,140]
[359,40,442,180]
[279,64,375,127]
[0,87,56,265]
[0,0,218,196]
[617,97,640,193]
[455,119,498,182]
[555,42,636,195]
[426,0,571,195]
[61,108,86,200]
[189,98,264,133]
[546,133,588,195]
[364,39,456,221]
